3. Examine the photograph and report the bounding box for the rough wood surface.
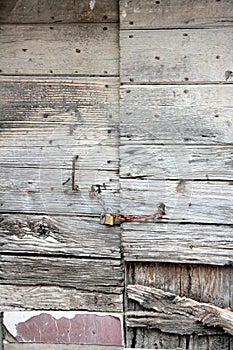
[0,284,123,312]
[120,0,233,29]
[120,84,233,144]
[0,24,118,75]
[0,167,119,215]
[0,255,123,293]
[121,179,233,224]
[127,284,233,335]
[120,145,233,180]
[0,215,120,258]
[120,28,233,83]
[0,77,119,123]
[0,0,118,23]
[125,263,232,347]
[122,223,233,265]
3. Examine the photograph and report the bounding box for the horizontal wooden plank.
[120,180,233,224]
[122,223,233,265]
[120,145,233,180]
[0,256,123,293]
[0,123,118,147]
[0,146,118,169]
[0,24,118,75]
[0,77,119,123]
[120,29,233,83]
[126,285,233,335]
[0,285,123,312]
[4,345,123,350]
[0,0,118,23]
[0,167,119,215]
[120,0,233,29]
[120,85,233,144]
[0,214,120,258]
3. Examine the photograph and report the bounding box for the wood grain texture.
[127,284,233,335]
[0,255,123,293]
[0,77,119,123]
[122,223,233,265]
[120,28,233,83]
[0,167,119,215]
[0,214,120,258]
[120,0,233,29]
[121,179,233,224]
[0,285,123,312]
[0,0,118,23]
[120,145,233,180]
[120,85,233,145]
[126,263,232,347]
[0,24,118,75]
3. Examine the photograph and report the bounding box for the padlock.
[100,213,115,226]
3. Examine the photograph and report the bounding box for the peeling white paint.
[122,8,127,18]
[89,0,96,11]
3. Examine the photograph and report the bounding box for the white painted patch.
[89,0,96,11]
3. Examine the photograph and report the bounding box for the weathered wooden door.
[1,0,233,349]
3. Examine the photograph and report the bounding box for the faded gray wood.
[120,85,233,144]
[122,223,233,265]
[0,0,118,23]
[120,29,233,83]
[0,24,118,75]
[127,284,233,335]
[120,0,233,29]
[120,145,233,180]
[121,179,233,224]
[0,167,119,215]
[0,284,123,312]
[0,255,123,293]
[0,77,119,123]
[0,215,120,258]
[4,345,122,350]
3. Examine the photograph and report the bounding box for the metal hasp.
[100,203,166,226]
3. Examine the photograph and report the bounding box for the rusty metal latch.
[100,203,166,226]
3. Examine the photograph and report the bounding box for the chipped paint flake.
[89,0,96,11]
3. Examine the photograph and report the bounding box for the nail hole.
[103,27,108,31]
[105,84,109,88]
[129,21,134,25]
[22,48,27,52]
[43,113,49,118]
[129,35,133,38]
[127,134,132,138]
[103,15,108,20]
[50,26,54,30]
[75,48,81,53]
[184,77,189,81]
[126,90,131,93]
[0,203,3,206]
[75,70,78,73]
[49,140,53,144]
[50,187,54,191]
[108,130,112,134]
[127,173,131,176]
[50,70,53,73]
[184,89,189,93]
[156,0,160,3]
[107,160,111,164]
[109,114,112,119]
[109,178,112,182]
[129,78,134,82]
[155,56,160,60]
[104,70,108,74]
[183,33,188,36]
[51,16,55,20]
[215,114,219,118]
[216,55,220,59]
[0,69,2,73]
